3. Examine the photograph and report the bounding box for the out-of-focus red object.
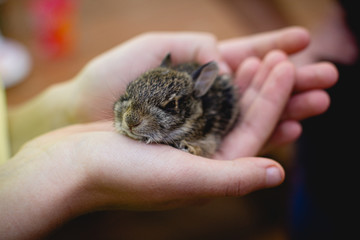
[29,0,77,58]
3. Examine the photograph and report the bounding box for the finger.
[219,26,310,71]
[144,32,231,74]
[240,50,288,113]
[234,56,261,91]
[283,90,331,120]
[222,61,295,158]
[88,136,285,210]
[188,158,285,197]
[167,155,285,198]
[250,50,288,90]
[87,32,231,89]
[294,62,338,92]
[261,120,302,154]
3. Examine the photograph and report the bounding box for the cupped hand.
[70,32,229,123]
[2,27,339,240]
[70,27,337,158]
[216,50,295,159]
[1,121,284,239]
[216,49,337,159]
[19,121,285,211]
[219,27,338,152]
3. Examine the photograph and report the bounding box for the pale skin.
[1,27,338,239]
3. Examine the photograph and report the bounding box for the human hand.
[215,50,296,159]
[0,122,284,239]
[69,27,337,157]
[71,27,336,125]
[219,27,338,153]
[69,31,231,123]
[214,46,336,159]
[8,31,230,153]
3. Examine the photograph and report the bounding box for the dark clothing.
[291,1,359,239]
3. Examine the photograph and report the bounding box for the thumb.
[178,156,285,198]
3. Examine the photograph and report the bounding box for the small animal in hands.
[113,53,239,157]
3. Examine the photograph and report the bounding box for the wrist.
[0,143,92,239]
[8,81,79,152]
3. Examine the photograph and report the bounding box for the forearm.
[8,81,79,153]
[0,147,90,239]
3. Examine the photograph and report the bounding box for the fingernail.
[266,167,283,187]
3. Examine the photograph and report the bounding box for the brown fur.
[113,54,239,157]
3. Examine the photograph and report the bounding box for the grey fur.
[113,54,239,157]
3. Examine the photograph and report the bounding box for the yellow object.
[0,78,10,165]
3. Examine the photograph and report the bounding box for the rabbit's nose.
[127,119,141,129]
[125,114,142,130]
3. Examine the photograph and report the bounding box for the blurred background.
[2,0,333,105]
[1,0,357,239]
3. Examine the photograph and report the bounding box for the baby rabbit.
[113,53,239,157]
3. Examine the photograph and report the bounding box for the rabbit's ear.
[192,62,218,98]
[160,53,172,67]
